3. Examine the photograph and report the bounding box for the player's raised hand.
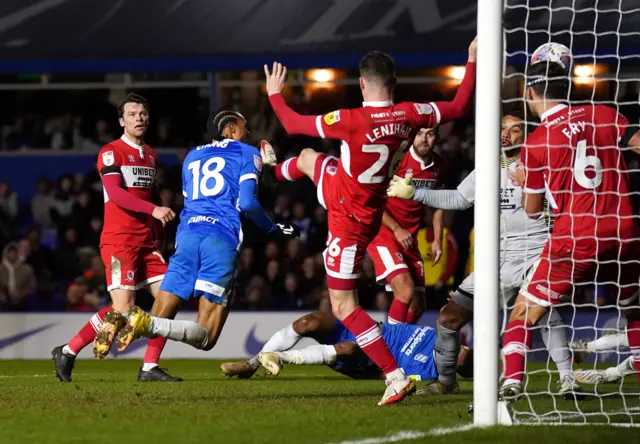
[386,174,415,200]
[264,62,288,96]
[393,227,413,250]
[152,206,176,226]
[468,36,477,63]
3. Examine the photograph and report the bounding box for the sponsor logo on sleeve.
[414,103,433,115]
[102,151,114,166]
[324,110,341,126]
[253,155,263,172]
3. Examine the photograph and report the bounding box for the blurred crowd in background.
[1,80,639,313]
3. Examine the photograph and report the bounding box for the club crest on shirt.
[324,110,341,126]
[126,270,135,282]
[253,155,263,172]
[327,164,338,175]
[406,168,413,175]
[102,151,114,166]
[395,252,403,262]
[414,103,433,115]
[128,154,136,163]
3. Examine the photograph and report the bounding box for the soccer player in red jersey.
[52,93,180,382]
[501,62,640,399]
[263,38,476,405]
[366,127,446,325]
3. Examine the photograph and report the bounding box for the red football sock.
[405,310,418,325]
[501,319,531,383]
[144,336,168,365]
[387,299,409,324]
[67,306,113,354]
[342,306,399,374]
[274,158,305,182]
[626,319,640,385]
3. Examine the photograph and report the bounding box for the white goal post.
[473,0,503,427]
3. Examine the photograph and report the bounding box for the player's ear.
[119,118,125,128]
[359,77,365,92]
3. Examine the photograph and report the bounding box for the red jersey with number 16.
[315,101,440,224]
[96,136,159,247]
[522,104,637,246]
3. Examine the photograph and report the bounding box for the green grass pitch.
[0,359,638,443]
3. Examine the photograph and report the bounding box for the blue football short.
[160,229,239,305]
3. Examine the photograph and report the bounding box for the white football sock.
[538,310,573,380]
[587,332,629,352]
[150,317,210,350]
[249,324,302,368]
[278,345,337,365]
[62,344,76,356]
[142,363,158,371]
[385,367,407,382]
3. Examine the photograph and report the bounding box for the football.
[530,42,572,72]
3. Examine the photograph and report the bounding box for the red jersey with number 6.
[315,101,440,224]
[97,136,159,247]
[521,104,637,245]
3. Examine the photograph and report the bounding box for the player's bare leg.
[329,288,415,406]
[424,299,471,395]
[406,290,425,324]
[93,288,134,359]
[264,145,320,183]
[221,311,338,378]
[387,272,415,324]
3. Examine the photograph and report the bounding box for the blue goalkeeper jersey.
[179,139,262,241]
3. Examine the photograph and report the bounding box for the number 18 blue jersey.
[179,139,262,241]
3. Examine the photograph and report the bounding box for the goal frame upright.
[473,0,503,427]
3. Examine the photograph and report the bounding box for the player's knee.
[438,302,468,331]
[391,276,414,304]
[297,148,318,175]
[293,315,320,336]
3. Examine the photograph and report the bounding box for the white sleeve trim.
[315,115,326,139]
[239,173,258,183]
[429,102,441,125]
[523,187,546,194]
[102,172,122,177]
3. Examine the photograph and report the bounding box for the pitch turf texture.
[1,360,638,443]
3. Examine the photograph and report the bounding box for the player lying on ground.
[387,112,580,398]
[261,38,477,405]
[52,93,181,382]
[571,333,635,384]
[220,311,473,383]
[116,110,299,356]
[500,61,640,400]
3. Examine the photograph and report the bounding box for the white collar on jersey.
[540,103,568,122]
[409,146,434,171]
[362,100,393,107]
[120,134,145,159]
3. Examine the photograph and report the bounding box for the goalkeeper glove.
[386,174,415,200]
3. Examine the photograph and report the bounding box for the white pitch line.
[326,424,478,444]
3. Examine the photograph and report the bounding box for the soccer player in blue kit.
[117,110,299,357]
[221,312,473,382]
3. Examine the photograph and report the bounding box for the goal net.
[496,0,640,425]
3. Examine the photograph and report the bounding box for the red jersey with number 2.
[315,101,440,224]
[522,104,637,248]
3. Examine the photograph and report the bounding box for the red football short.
[100,244,167,292]
[520,237,640,307]
[314,154,381,291]
[367,227,425,291]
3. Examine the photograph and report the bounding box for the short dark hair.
[526,62,569,101]
[207,109,247,141]
[118,93,149,119]
[503,108,525,130]
[359,51,396,89]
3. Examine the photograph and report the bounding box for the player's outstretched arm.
[264,62,321,136]
[102,174,175,224]
[238,178,277,233]
[432,37,477,124]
